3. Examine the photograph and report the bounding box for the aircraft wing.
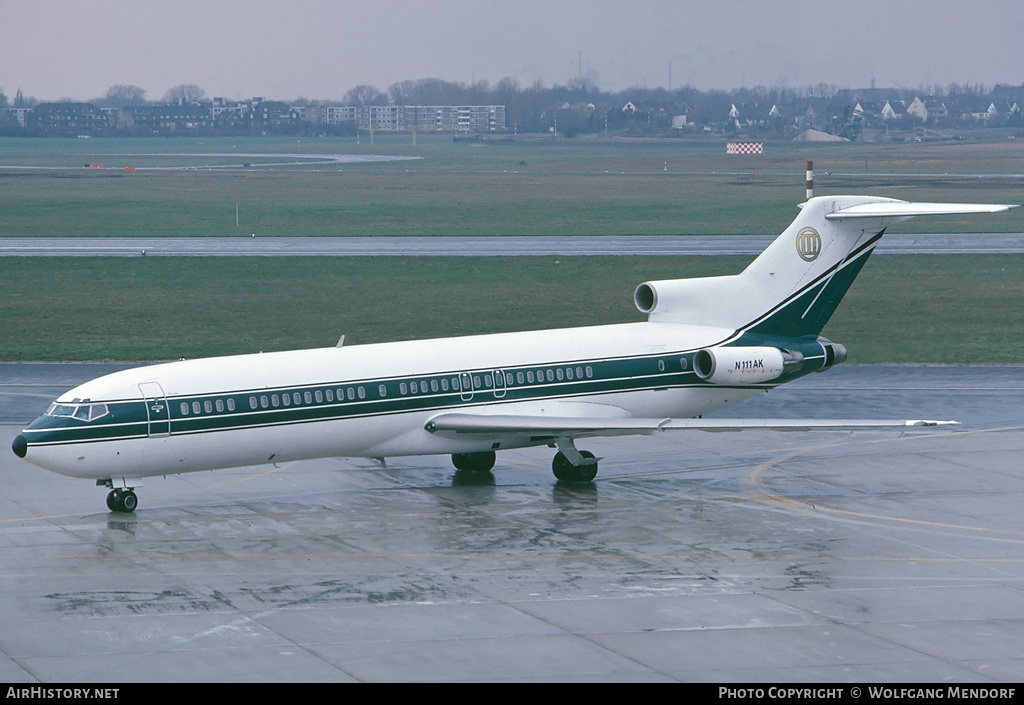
[425,413,668,438]
[424,413,956,439]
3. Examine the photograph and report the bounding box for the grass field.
[2,255,1021,363]
[2,135,1023,238]
[2,136,1022,363]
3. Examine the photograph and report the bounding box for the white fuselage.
[21,320,758,481]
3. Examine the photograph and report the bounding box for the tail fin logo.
[796,227,822,262]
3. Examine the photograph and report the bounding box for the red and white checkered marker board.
[726,142,763,154]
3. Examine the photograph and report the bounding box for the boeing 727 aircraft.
[12,195,1016,512]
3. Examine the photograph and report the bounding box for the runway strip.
[2,233,1024,256]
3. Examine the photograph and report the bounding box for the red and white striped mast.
[806,160,814,200]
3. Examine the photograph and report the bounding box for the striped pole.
[806,160,814,200]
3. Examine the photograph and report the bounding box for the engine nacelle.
[633,275,741,326]
[693,346,803,385]
[818,339,848,371]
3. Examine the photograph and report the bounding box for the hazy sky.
[3,0,1022,102]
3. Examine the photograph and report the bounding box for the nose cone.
[12,434,27,459]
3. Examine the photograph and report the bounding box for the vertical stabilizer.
[634,196,1015,338]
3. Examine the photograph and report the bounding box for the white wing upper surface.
[424,412,957,439]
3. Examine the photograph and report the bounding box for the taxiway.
[1,233,1023,257]
[1,365,1022,682]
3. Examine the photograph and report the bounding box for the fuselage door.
[492,369,507,399]
[138,381,170,437]
[459,372,474,402]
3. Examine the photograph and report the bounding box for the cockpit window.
[47,402,109,422]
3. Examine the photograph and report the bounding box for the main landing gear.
[100,480,138,513]
[552,450,598,482]
[451,451,496,473]
[450,444,599,483]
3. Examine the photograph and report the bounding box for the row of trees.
[1,83,208,108]
[2,77,1005,110]
[3,77,1022,137]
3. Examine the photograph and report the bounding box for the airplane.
[11,195,1016,513]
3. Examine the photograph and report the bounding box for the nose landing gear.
[100,480,139,513]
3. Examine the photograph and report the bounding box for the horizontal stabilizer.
[826,202,1016,220]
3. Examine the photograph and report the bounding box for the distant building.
[906,97,948,123]
[4,107,31,128]
[880,100,906,121]
[302,105,358,125]
[5,97,506,136]
[296,104,506,132]
[212,97,248,123]
[250,100,302,127]
[28,103,111,136]
[126,103,213,133]
[852,102,884,124]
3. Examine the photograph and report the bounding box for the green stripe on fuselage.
[25,351,712,446]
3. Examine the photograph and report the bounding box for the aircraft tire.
[106,489,137,513]
[575,451,598,482]
[552,451,573,481]
[552,450,597,482]
[120,490,138,513]
[452,451,496,473]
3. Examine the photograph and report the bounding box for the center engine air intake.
[693,346,804,385]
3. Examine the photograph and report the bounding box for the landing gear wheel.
[452,451,496,473]
[106,489,138,513]
[552,450,597,483]
[120,490,138,513]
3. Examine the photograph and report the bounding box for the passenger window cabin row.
[176,364,601,416]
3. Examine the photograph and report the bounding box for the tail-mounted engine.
[817,337,848,371]
[693,346,804,385]
[692,346,802,385]
[693,337,847,385]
